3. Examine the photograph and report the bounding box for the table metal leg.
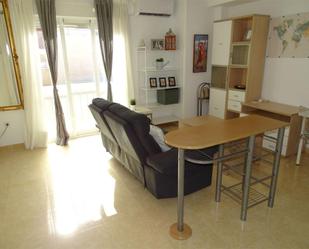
[215,144,224,202]
[296,118,306,165]
[169,149,192,240]
[177,149,185,231]
[241,135,255,221]
[268,127,285,207]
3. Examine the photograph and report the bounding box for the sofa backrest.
[89,98,117,143]
[104,111,144,162]
[90,98,162,164]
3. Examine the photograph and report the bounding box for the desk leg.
[169,149,192,240]
[241,135,255,221]
[215,144,224,202]
[268,127,285,207]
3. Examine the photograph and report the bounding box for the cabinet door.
[212,21,232,66]
[209,88,226,119]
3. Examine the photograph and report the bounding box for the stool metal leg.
[215,144,224,202]
[268,127,285,207]
[241,135,255,221]
[296,117,306,165]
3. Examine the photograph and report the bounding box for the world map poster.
[268,12,309,58]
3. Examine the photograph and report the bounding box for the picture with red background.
[193,34,208,73]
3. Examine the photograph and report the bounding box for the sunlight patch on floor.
[46,137,117,235]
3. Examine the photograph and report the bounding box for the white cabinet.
[211,20,232,66]
[228,89,245,102]
[209,88,226,119]
[263,127,290,156]
[227,89,245,112]
[228,99,242,112]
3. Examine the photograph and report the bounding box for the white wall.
[55,0,95,17]
[129,2,181,120]
[0,110,24,147]
[181,0,214,118]
[227,0,309,107]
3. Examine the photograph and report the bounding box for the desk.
[242,101,302,156]
[165,115,288,240]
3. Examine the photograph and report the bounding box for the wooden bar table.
[165,114,288,240]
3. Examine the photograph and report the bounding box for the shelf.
[136,47,178,52]
[138,67,178,72]
[232,17,253,43]
[141,86,181,91]
[137,46,146,52]
[210,86,226,90]
[227,109,241,114]
[229,64,248,68]
[152,115,179,125]
[232,41,251,46]
[144,103,180,109]
[229,88,246,92]
[221,182,268,208]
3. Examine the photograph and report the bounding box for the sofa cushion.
[109,103,162,156]
[104,110,145,163]
[149,125,171,152]
[146,147,218,176]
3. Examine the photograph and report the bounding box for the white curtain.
[9,0,48,149]
[112,0,134,106]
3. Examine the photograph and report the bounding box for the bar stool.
[296,106,309,165]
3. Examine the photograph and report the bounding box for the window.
[37,18,107,140]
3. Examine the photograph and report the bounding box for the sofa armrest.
[146,146,218,176]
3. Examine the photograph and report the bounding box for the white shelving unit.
[136,46,181,125]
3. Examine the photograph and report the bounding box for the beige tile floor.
[0,135,308,249]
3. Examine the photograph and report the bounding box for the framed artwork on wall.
[159,77,167,87]
[193,34,208,73]
[151,39,165,50]
[168,77,176,87]
[149,78,157,88]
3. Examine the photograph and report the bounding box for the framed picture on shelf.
[151,39,164,50]
[168,77,176,87]
[159,77,167,87]
[149,78,157,88]
[193,34,208,73]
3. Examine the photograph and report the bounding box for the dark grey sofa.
[89,98,217,198]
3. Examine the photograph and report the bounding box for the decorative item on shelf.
[157,88,179,105]
[165,28,176,50]
[159,77,167,87]
[244,29,252,41]
[151,39,164,50]
[235,84,246,90]
[168,77,176,87]
[149,78,158,88]
[130,99,136,110]
[155,58,169,70]
[193,34,208,73]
